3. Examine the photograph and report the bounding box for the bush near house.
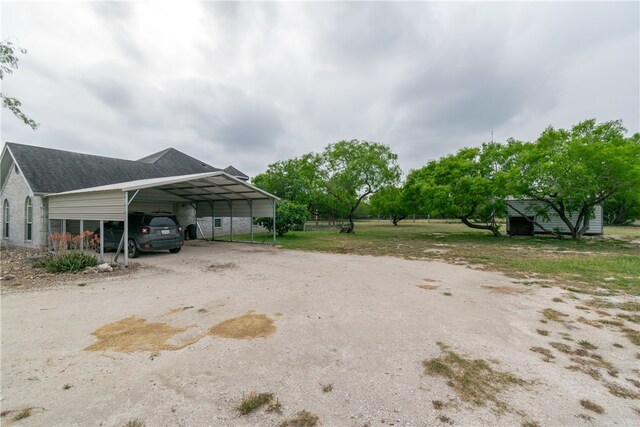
[33,231,98,273]
[33,251,98,273]
[254,200,308,237]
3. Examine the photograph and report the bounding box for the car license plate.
[161,230,170,235]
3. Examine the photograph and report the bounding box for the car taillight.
[139,226,150,234]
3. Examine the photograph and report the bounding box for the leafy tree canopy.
[1,40,38,130]
[320,139,401,232]
[369,186,411,225]
[254,200,309,237]
[509,119,640,238]
[405,143,514,236]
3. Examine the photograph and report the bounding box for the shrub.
[255,200,308,237]
[35,251,98,273]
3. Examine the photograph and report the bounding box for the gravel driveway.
[1,241,638,426]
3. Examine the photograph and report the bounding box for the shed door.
[509,217,534,236]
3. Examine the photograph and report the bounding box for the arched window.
[3,200,9,239]
[25,197,33,241]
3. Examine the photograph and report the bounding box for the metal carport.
[47,171,280,266]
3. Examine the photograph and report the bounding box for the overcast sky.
[1,1,638,177]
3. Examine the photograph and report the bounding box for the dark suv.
[94,212,183,258]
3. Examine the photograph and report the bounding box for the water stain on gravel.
[86,312,276,353]
[208,313,275,340]
[85,316,199,353]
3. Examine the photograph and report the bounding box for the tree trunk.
[459,216,502,237]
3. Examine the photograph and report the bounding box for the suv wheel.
[169,247,181,254]
[128,239,140,258]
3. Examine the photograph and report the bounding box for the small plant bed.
[32,251,98,273]
[0,246,140,293]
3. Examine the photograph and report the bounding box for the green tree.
[509,119,640,239]
[369,186,411,225]
[405,143,512,236]
[252,154,328,221]
[603,190,640,225]
[319,140,401,233]
[254,200,309,237]
[1,41,38,130]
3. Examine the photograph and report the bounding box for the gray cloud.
[2,1,638,178]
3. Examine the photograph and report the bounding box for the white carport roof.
[47,171,280,222]
[50,171,280,202]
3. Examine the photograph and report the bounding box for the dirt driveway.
[1,242,638,426]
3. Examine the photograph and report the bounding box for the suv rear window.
[147,216,178,227]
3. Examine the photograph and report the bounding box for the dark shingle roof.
[223,165,250,180]
[138,148,220,176]
[5,143,228,194]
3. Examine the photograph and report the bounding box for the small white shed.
[505,199,603,236]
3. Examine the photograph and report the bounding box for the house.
[0,142,267,249]
[505,198,603,236]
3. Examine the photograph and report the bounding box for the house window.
[3,200,9,238]
[25,197,33,241]
[214,218,221,228]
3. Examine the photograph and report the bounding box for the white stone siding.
[0,165,46,248]
[196,216,266,239]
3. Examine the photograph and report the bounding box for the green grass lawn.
[235,220,640,295]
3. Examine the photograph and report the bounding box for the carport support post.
[99,220,104,263]
[123,192,129,267]
[47,219,52,252]
[79,219,84,251]
[249,200,254,243]
[210,202,215,241]
[229,201,233,242]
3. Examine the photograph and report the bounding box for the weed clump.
[579,399,604,414]
[238,392,279,415]
[536,329,550,336]
[530,347,555,362]
[13,408,32,421]
[617,313,640,324]
[423,342,527,409]
[320,383,333,393]
[578,340,598,350]
[604,382,640,399]
[124,420,145,427]
[621,328,640,346]
[542,308,569,322]
[279,410,319,427]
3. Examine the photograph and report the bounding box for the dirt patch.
[208,313,275,340]
[84,316,199,353]
[481,285,529,295]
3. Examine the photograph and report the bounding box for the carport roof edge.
[46,171,281,201]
